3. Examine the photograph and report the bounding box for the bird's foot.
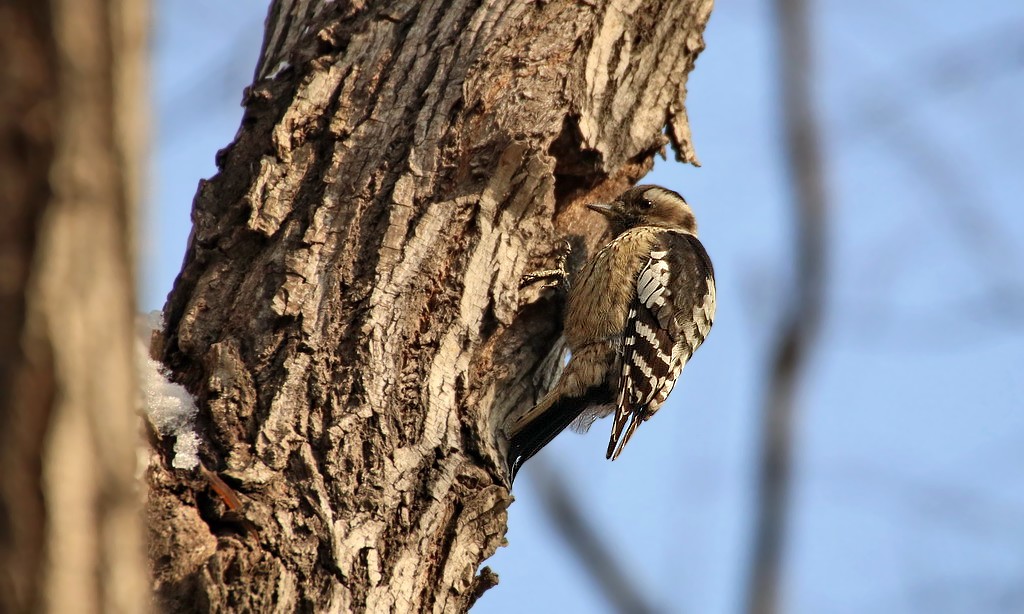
[519,240,572,291]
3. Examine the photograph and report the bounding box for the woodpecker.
[506,185,716,480]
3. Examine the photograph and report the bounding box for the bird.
[505,184,716,481]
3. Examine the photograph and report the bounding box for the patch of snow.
[136,311,200,470]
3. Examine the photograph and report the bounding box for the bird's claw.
[519,240,572,290]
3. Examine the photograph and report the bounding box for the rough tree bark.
[0,0,149,612]
[148,0,712,611]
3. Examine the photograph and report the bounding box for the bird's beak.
[586,203,616,218]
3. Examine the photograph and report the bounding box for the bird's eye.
[639,198,654,209]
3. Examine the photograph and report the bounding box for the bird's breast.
[563,228,659,349]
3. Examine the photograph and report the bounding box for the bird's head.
[587,185,697,235]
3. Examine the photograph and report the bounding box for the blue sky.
[148,2,1024,612]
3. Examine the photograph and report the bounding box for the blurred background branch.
[531,459,659,614]
[744,0,828,611]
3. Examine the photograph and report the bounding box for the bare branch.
[531,458,659,614]
[743,0,828,611]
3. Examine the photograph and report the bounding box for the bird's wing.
[607,231,716,460]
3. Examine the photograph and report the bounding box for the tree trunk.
[0,0,150,612]
[148,0,712,611]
